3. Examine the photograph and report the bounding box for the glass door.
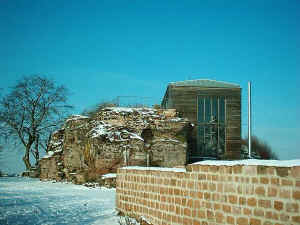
[196,96,226,159]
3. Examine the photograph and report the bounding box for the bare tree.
[241,136,278,160]
[0,75,72,170]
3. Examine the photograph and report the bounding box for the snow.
[193,159,300,167]
[102,173,117,179]
[66,115,89,122]
[169,118,183,122]
[42,151,54,159]
[87,121,143,142]
[105,107,156,114]
[0,177,121,225]
[122,166,186,173]
[88,121,112,138]
[105,107,134,113]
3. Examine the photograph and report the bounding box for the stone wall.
[39,107,189,184]
[116,162,300,225]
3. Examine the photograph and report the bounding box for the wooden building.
[161,79,241,162]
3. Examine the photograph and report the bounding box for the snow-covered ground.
[0,177,120,225]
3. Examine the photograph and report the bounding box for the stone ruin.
[39,107,190,185]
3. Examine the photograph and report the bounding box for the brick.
[296,180,300,187]
[228,195,238,204]
[193,219,201,225]
[183,217,192,225]
[227,216,235,224]
[187,199,193,208]
[226,167,233,174]
[263,222,272,225]
[276,167,289,177]
[243,166,257,175]
[274,201,284,211]
[233,165,242,174]
[223,204,231,213]
[291,166,300,178]
[272,212,279,220]
[239,197,246,205]
[292,216,300,223]
[198,174,206,180]
[212,174,218,181]
[237,184,243,194]
[232,206,241,214]
[205,202,211,209]
[279,189,291,199]
[188,181,195,189]
[271,178,280,185]
[255,186,265,196]
[258,199,271,208]
[267,187,277,197]
[265,211,273,219]
[192,165,200,172]
[209,183,216,191]
[293,191,300,200]
[252,177,259,184]
[207,174,212,181]
[247,197,257,207]
[209,165,219,173]
[200,165,209,172]
[217,183,223,192]
[237,217,248,225]
[206,210,214,220]
[192,209,197,217]
[254,208,264,217]
[215,211,224,223]
[281,178,293,186]
[250,218,261,225]
[243,208,251,215]
[286,202,299,212]
[260,177,269,184]
[280,213,289,222]
[198,209,206,218]
[204,192,211,200]
[197,191,203,199]
[212,193,220,201]
[267,167,275,175]
[257,166,268,175]
[224,183,236,193]
[184,207,191,216]
[214,203,221,211]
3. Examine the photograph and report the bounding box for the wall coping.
[120,166,186,172]
[192,159,300,167]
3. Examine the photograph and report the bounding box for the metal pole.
[248,81,252,158]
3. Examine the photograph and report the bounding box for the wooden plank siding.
[162,84,241,160]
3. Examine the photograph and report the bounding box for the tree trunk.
[34,136,39,166]
[23,147,32,171]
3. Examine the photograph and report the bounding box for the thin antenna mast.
[248,81,252,158]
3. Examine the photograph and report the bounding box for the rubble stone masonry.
[116,164,300,225]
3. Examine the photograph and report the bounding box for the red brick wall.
[116,164,300,225]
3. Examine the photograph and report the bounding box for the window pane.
[219,96,225,123]
[198,97,204,122]
[205,97,211,122]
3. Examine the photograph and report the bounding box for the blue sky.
[1,0,300,172]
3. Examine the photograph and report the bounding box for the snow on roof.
[105,107,156,114]
[169,79,240,88]
[121,166,186,173]
[102,173,117,179]
[66,115,89,122]
[192,159,300,167]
